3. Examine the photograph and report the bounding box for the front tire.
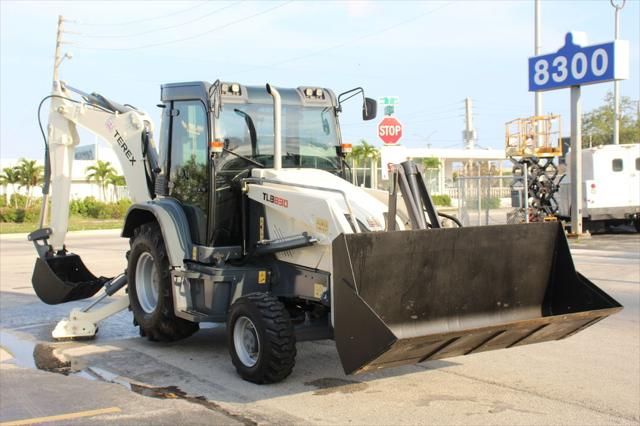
[228,293,296,384]
[128,223,198,342]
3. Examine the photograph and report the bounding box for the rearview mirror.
[363,97,377,121]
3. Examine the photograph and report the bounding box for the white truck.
[558,143,640,232]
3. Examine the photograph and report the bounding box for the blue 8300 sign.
[529,32,629,92]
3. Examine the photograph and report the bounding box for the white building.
[380,145,507,194]
[1,143,126,202]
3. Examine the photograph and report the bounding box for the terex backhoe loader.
[29,79,622,384]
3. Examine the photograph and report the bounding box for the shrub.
[431,194,452,207]
[10,193,28,207]
[467,196,501,209]
[1,197,132,223]
[70,197,132,219]
[0,207,39,223]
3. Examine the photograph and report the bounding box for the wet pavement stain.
[33,343,71,374]
[304,377,368,395]
[420,394,478,407]
[1,330,256,425]
[420,394,543,416]
[486,400,543,415]
[129,383,257,426]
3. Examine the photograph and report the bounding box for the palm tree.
[86,160,116,201]
[0,167,21,207]
[359,140,380,188]
[16,159,44,208]
[349,142,366,186]
[105,173,126,202]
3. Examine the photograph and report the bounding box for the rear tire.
[228,293,296,384]
[128,223,198,342]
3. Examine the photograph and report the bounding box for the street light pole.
[534,0,542,119]
[611,0,626,145]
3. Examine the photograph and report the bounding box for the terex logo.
[113,130,136,166]
[263,192,288,208]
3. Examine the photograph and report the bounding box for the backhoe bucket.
[332,222,622,375]
[32,254,108,305]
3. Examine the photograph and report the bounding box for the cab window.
[612,158,623,172]
[169,100,209,244]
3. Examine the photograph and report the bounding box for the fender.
[122,198,193,268]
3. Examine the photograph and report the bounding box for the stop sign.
[378,117,403,145]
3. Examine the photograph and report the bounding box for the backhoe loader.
[29,79,622,383]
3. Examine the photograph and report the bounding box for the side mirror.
[363,97,377,121]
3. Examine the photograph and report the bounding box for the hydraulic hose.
[437,211,463,227]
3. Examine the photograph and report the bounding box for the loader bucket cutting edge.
[32,254,108,305]
[332,222,622,375]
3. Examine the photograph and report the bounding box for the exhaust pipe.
[266,83,282,170]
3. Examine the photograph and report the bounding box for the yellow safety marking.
[314,283,325,299]
[258,271,267,284]
[1,406,122,426]
[259,217,265,241]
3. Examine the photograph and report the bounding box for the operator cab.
[155,81,352,248]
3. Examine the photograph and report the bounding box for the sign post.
[570,86,582,234]
[378,96,399,117]
[528,31,629,235]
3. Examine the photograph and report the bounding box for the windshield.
[215,103,340,171]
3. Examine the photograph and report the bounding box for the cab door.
[168,99,209,245]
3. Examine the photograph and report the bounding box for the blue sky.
[1,0,638,160]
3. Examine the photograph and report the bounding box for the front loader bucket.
[32,254,108,305]
[332,222,622,375]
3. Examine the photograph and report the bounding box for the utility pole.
[41,15,71,229]
[53,15,64,83]
[534,0,545,150]
[534,0,542,119]
[611,0,626,145]
[463,97,475,150]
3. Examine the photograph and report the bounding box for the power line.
[79,2,242,39]
[400,105,464,119]
[340,113,463,128]
[234,1,454,74]
[74,1,292,51]
[75,2,209,26]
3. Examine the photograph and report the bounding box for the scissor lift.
[505,115,564,222]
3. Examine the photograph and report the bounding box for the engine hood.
[251,168,387,232]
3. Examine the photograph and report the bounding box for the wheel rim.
[135,252,159,314]
[233,316,260,367]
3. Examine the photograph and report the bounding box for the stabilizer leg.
[52,275,129,340]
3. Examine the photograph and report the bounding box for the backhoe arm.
[28,81,158,306]
[44,81,154,249]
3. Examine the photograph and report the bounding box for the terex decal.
[112,129,136,165]
[263,192,288,208]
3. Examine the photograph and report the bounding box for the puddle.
[304,377,368,395]
[0,330,36,368]
[0,329,257,424]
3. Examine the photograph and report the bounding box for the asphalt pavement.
[1,229,638,425]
